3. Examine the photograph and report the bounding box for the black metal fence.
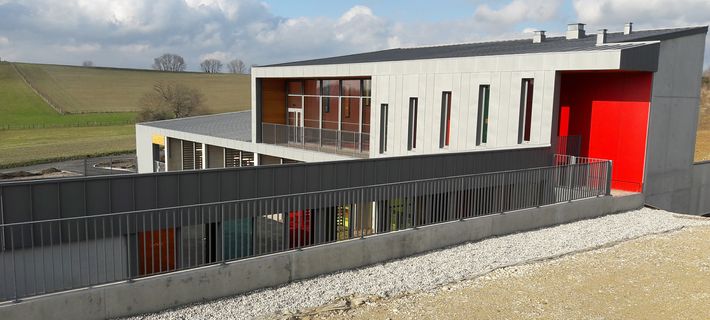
[0,157,611,302]
[0,148,552,224]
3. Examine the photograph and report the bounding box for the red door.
[289,210,311,248]
[138,228,176,275]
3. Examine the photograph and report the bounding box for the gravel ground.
[126,208,710,320]
[322,224,710,319]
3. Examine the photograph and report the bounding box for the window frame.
[379,103,389,154]
[518,78,534,144]
[408,97,418,150]
[476,85,490,146]
[440,92,452,148]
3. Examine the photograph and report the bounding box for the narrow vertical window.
[379,104,388,154]
[519,78,534,143]
[476,85,490,146]
[440,92,452,148]
[408,98,418,150]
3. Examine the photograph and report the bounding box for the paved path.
[0,154,136,177]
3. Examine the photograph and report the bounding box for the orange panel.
[262,78,287,124]
[138,228,176,276]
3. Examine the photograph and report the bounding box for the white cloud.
[199,50,232,62]
[474,0,564,24]
[0,0,557,69]
[59,43,101,53]
[117,43,150,53]
[573,0,710,26]
[572,0,710,68]
[0,36,8,46]
[10,0,704,70]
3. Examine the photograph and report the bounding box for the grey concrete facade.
[0,193,643,320]
[644,32,707,213]
[690,161,710,215]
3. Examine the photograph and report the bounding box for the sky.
[0,0,708,71]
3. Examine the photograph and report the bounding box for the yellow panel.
[152,134,165,146]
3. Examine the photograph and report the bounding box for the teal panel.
[223,218,253,259]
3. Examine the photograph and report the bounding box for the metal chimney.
[596,29,608,45]
[566,23,586,39]
[533,30,546,43]
[624,22,633,35]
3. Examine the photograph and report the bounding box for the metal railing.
[261,123,370,158]
[0,156,610,302]
[555,135,582,156]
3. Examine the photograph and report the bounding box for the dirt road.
[318,225,710,320]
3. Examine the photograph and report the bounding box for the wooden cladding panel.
[262,78,287,124]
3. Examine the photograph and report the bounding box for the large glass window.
[440,92,452,148]
[519,79,534,143]
[408,98,418,150]
[285,78,371,134]
[477,85,490,146]
[284,78,372,153]
[380,104,388,154]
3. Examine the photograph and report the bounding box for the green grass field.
[0,63,135,128]
[0,125,136,168]
[14,63,251,113]
[0,61,251,168]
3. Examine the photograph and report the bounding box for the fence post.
[499,173,506,213]
[221,204,226,265]
[412,183,419,230]
[83,157,88,176]
[605,160,613,196]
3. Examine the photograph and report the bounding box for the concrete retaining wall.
[0,193,644,320]
[690,162,710,215]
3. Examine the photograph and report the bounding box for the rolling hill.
[0,61,252,168]
[13,62,251,114]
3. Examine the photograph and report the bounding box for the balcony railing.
[262,123,370,158]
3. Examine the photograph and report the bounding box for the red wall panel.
[559,71,653,192]
[138,228,176,276]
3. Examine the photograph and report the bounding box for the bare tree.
[152,53,186,72]
[227,59,247,74]
[137,82,206,121]
[200,59,223,73]
[82,60,94,67]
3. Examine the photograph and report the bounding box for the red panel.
[289,210,311,248]
[558,71,652,192]
[138,228,176,276]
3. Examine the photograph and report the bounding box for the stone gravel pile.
[127,208,709,320]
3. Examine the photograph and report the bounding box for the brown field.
[322,225,710,320]
[696,77,710,162]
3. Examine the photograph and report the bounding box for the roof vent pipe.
[566,23,586,39]
[533,30,546,43]
[624,22,633,35]
[596,29,608,45]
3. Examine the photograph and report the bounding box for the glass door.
[287,108,303,144]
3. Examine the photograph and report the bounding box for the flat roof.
[140,111,252,142]
[263,26,707,67]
